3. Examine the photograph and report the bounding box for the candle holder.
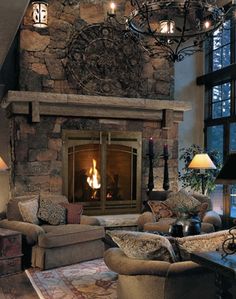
[163,144,170,191]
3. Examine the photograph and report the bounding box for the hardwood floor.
[0,272,38,299]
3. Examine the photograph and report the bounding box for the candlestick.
[149,137,154,157]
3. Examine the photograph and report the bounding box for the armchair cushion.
[39,224,104,248]
[107,230,176,262]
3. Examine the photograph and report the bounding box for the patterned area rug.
[25,259,118,299]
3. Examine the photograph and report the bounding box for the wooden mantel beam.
[2,90,191,123]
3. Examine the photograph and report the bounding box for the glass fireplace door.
[63,130,141,215]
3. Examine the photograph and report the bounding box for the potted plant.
[179,144,222,195]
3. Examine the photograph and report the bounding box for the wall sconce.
[32,1,48,28]
[0,156,8,172]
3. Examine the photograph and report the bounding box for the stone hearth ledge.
[2,90,191,123]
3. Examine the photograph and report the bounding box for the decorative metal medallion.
[66,22,145,97]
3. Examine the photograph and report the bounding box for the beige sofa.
[138,191,222,233]
[104,247,216,299]
[0,195,105,270]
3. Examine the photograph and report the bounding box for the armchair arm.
[0,219,45,245]
[104,248,170,276]
[137,211,155,230]
[80,215,100,226]
[202,210,222,229]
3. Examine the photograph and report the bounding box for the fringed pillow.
[107,230,176,262]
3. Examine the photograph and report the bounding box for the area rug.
[25,259,118,299]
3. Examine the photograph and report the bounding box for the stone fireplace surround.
[2,90,191,214]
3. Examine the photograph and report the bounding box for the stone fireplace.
[3,90,190,215]
[0,0,191,215]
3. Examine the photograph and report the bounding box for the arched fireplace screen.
[62,130,142,215]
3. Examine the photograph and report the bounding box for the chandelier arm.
[174,0,190,57]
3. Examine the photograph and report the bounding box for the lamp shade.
[188,153,216,170]
[0,156,8,171]
[215,153,236,184]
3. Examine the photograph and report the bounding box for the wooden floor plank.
[0,272,38,299]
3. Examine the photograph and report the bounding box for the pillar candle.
[164,144,168,156]
[149,137,154,156]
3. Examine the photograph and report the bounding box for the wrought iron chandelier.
[107,0,235,62]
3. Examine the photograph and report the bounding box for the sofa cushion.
[107,230,176,262]
[175,230,232,260]
[37,198,66,225]
[6,195,39,221]
[60,203,83,224]
[148,201,174,220]
[38,224,104,248]
[18,197,39,225]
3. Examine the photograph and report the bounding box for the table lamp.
[188,153,216,195]
[215,153,236,257]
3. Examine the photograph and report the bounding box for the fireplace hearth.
[63,130,141,215]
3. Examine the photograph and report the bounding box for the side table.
[0,228,23,276]
[190,251,236,299]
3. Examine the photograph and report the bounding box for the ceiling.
[0,0,29,71]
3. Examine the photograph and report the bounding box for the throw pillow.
[191,192,212,211]
[18,197,39,225]
[60,203,83,224]
[165,189,201,214]
[107,230,176,262]
[175,230,232,260]
[148,200,174,220]
[7,194,39,221]
[37,197,66,225]
[195,202,208,220]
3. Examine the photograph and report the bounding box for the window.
[203,17,236,218]
[212,83,231,119]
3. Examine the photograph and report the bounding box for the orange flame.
[87,159,101,190]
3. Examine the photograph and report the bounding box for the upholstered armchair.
[104,247,217,299]
[0,194,105,269]
[137,190,222,233]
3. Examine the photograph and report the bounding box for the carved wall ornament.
[66,22,146,97]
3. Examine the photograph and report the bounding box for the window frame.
[200,16,236,219]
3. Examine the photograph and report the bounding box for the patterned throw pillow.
[107,230,176,262]
[148,200,174,220]
[18,197,39,225]
[60,203,83,224]
[175,230,233,260]
[165,189,201,213]
[37,197,66,225]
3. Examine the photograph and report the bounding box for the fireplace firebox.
[62,130,142,215]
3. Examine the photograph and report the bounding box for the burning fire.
[87,159,101,190]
